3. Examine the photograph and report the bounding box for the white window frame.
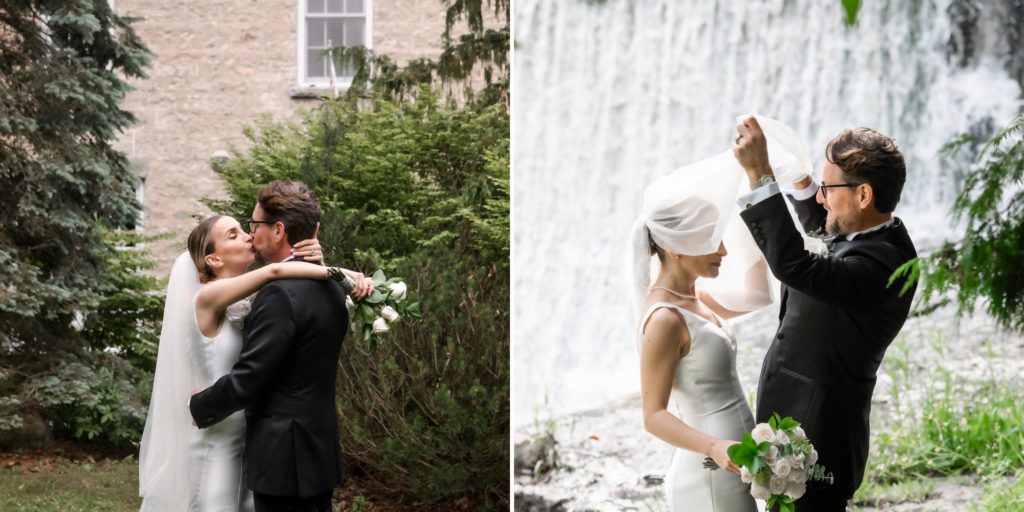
[296,0,374,90]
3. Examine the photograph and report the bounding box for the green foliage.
[973,473,1024,511]
[330,0,509,107]
[26,358,148,448]
[727,432,771,476]
[210,86,509,503]
[896,113,1024,332]
[870,376,1024,482]
[0,0,152,446]
[842,0,861,26]
[80,230,167,373]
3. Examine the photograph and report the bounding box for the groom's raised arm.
[739,193,904,311]
[189,283,295,429]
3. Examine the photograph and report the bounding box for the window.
[298,0,373,89]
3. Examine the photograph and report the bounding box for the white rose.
[750,483,771,500]
[372,317,389,333]
[788,468,806,483]
[769,474,787,494]
[388,282,408,302]
[807,448,818,466]
[791,452,806,467]
[785,480,806,500]
[740,466,753,484]
[764,445,779,465]
[773,429,791,445]
[773,458,792,478]
[792,426,806,440]
[381,305,400,322]
[752,423,774,444]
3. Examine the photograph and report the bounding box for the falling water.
[512,0,1023,424]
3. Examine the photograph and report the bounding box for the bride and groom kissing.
[635,117,917,511]
[139,180,376,512]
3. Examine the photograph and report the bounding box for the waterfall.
[512,0,1023,424]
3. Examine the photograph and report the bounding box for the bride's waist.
[672,394,751,419]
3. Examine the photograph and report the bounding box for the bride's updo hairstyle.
[648,231,666,262]
[187,215,225,283]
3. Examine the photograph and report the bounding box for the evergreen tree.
[892,113,1024,332]
[0,0,151,442]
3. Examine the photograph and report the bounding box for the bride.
[138,214,371,511]
[631,153,775,511]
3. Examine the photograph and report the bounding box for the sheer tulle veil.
[139,251,200,509]
[628,114,813,320]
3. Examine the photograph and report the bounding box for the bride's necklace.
[650,286,697,300]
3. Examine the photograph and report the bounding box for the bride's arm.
[196,262,331,317]
[640,310,741,475]
[699,257,773,320]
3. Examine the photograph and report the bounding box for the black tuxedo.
[740,192,916,505]
[190,264,349,504]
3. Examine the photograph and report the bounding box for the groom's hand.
[733,116,774,188]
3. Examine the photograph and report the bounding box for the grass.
[0,455,141,511]
[972,473,1024,511]
[853,332,1024,507]
[1,452,492,512]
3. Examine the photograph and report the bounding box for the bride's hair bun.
[187,215,224,283]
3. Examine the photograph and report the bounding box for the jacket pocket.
[762,367,825,427]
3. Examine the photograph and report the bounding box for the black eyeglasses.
[249,219,275,231]
[818,182,861,198]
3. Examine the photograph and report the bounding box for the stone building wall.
[113,0,448,274]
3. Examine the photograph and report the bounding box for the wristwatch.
[757,174,776,188]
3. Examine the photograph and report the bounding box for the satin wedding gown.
[184,295,254,512]
[139,253,254,512]
[639,302,757,512]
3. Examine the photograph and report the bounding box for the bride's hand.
[708,439,741,475]
[293,238,323,263]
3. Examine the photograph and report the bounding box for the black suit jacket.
[189,267,349,498]
[740,192,916,498]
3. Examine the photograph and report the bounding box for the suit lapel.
[779,282,789,321]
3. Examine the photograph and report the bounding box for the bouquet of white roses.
[334,269,420,351]
[726,413,819,512]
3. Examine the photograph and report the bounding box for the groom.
[733,118,917,510]
[190,181,364,512]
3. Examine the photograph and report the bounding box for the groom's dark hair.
[825,128,906,214]
[257,181,322,245]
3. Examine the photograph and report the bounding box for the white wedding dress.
[139,252,254,512]
[183,294,254,511]
[638,302,757,512]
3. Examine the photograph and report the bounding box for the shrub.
[26,357,148,448]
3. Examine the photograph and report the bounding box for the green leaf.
[365,289,386,304]
[728,442,755,467]
[372,269,386,286]
[778,416,799,431]
[359,304,375,323]
[842,0,860,26]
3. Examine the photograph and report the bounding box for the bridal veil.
[139,251,200,509]
[629,114,813,316]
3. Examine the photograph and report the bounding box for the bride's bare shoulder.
[640,306,691,357]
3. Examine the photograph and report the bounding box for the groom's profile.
[190,180,349,512]
[734,119,917,511]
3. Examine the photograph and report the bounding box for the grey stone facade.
[113,0,447,274]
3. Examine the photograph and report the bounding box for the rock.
[515,432,558,478]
